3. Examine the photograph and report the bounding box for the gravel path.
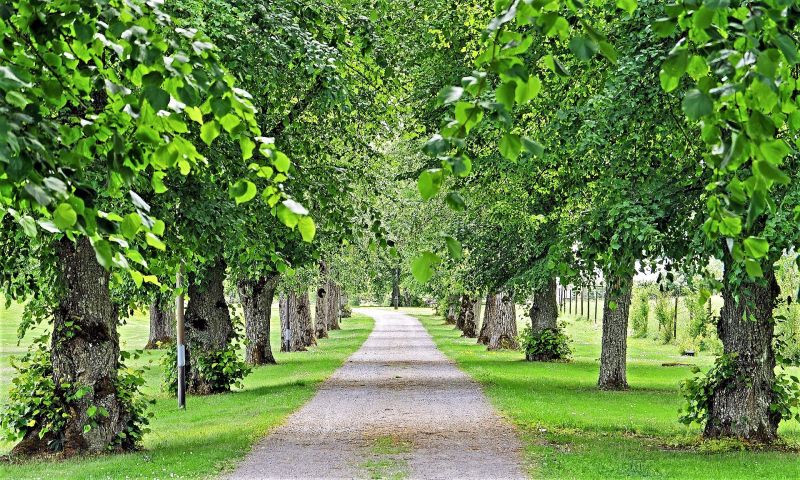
[229,308,526,480]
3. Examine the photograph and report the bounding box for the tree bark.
[327,282,341,331]
[455,295,466,331]
[298,290,316,347]
[598,270,634,390]
[459,295,481,338]
[477,293,497,345]
[14,237,130,455]
[444,295,459,325]
[391,267,400,309]
[704,253,780,443]
[478,291,518,349]
[238,274,279,365]
[280,290,310,352]
[315,261,330,339]
[185,259,234,395]
[527,278,561,361]
[145,295,175,349]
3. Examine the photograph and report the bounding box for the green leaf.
[686,55,708,80]
[445,191,466,211]
[19,215,37,237]
[410,251,441,283]
[298,216,316,242]
[229,179,257,204]
[53,203,77,230]
[753,160,790,185]
[151,172,167,193]
[273,151,290,173]
[93,240,113,269]
[145,233,166,251]
[745,259,764,278]
[500,133,522,161]
[521,137,545,157]
[200,121,220,146]
[682,89,713,120]
[143,86,169,111]
[443,236,463,259]
[616,0,637,14]
[514,76,541,104]
[569,36,599,61]
[417,169,443,201]
[743,237,769,259]
[437,86,463,105]
[496,80,516,110]
[240,137,255,160]
[120,213,141,239]
[758,140,790,164]
[774,34,798,65]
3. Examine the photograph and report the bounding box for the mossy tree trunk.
[298,290,316,347]
[459,295,481,338]
[238,274,279,365]
[704,252,780,443]
[145,294,175,349]
[444,295,459,325]
[478,291,518,349]
[14,237,130,455]
[185,259,234,395]
[327,282,341,331]
[598,270,633,390]
[527,278,561,361]
[280,289,312,352]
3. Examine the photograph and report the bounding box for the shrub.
[519,324,571,362]
[630,290,649,338]
[162,339,250,395]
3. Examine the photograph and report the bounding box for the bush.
[519,324,571,362]
[162,339,250,395]
[776,305,800,366]
[630,290,649,338]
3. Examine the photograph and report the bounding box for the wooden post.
[587,287,591,320]
[673,291,679,342]
[568,288,572,315]
[175,264,186,409]
[594,284,599,323]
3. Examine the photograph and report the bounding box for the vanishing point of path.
[230,308,527,480]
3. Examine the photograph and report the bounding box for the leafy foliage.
[519,325,571,362]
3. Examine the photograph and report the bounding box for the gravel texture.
[229,308,526,480]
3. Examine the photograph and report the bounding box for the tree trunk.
[280,290,309,352]
[315,284,329,340]
[460,295,481,338]
[478,291,518,349]
[598,270,633,390]
[238,274,279,366]
[704,253,780,443]
[145,295,175,349]
[327,282,341,331]
[527,278,561,361]
[185,259,234,395]
[298,290,316,347]
[391,267,400,309]
[444,296,459,325]
[455,295,466,331]
[477,293,497,345]
[14,237,130,455]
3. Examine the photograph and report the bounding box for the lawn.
[409,307,800,480]
[0,300,373,479]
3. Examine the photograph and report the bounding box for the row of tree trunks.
[280,290,313,352]
[598,270,633,390]
[478,291,518,350]
[145,294,175,349]
[458,295,481,338]
[391,267,400,309]
[14,237,131,455]
[184,259,234,395]
[239,274,279,365]
[705,251,780,442]
[527,278,560,361]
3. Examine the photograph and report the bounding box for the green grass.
[409,307,800,480]
[0,301,373,479]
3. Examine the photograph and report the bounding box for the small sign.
[177,344,186,367]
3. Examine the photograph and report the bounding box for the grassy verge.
[0,301,373,479]
[410,307,800,480]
